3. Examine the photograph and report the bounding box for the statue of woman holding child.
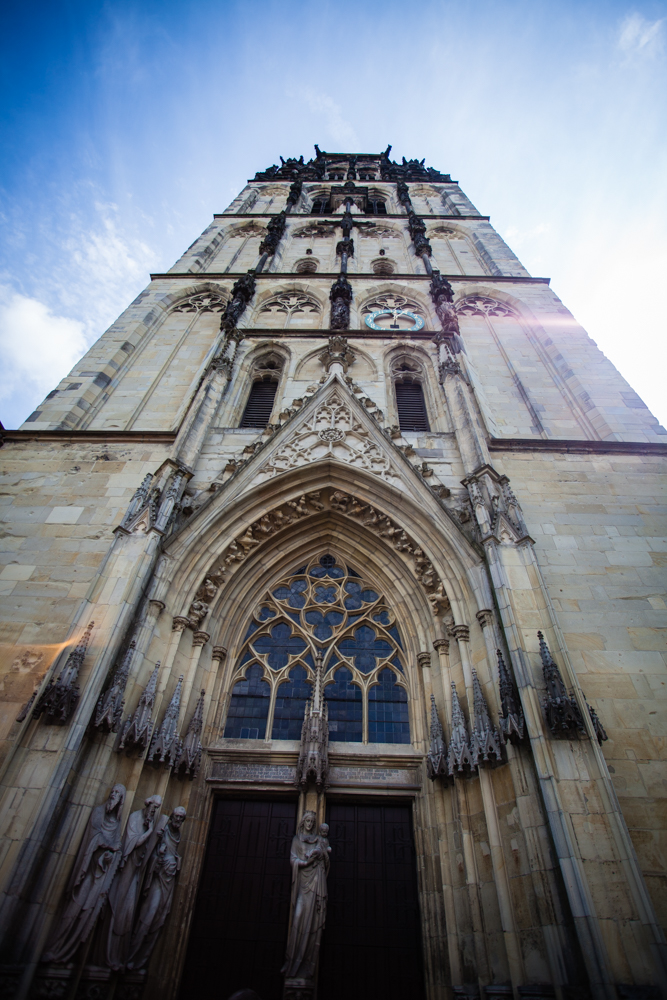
[281,811,330,987]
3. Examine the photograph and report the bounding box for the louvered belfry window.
[395,380,430,432]
[240,379,278,428]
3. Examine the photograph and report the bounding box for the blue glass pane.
[273,579,307,608]
[304,609,344,641]
[258,607,276,622]
[337,625,393,673]
[373,610,391,626]
[286,610,301,624]
[243,621,259,640]
[324,667,362,742]
[310,555,344,579]
[388,625,404,649]
[368,668,410,744]
[303,652,315,668]
[252,623,307,670]
[314,585,338,604]
[239,650,252,666]
[343,581,363,610]
[361,589,379,603]
[271,665,312,740]
[296,566,307,575]
[391,655,404,674]
[224,664,270,739]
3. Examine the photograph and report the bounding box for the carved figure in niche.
[281,810,330,985]
[127,806,186,970]
[187,599,209,629]
[42,784,126,964]
[106,793,162,971]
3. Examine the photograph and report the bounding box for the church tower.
[0,149,665,1000]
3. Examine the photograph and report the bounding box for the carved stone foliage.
[33,621,94,726]
[586,699,608,745]
[258,292,322,321]
[184,489,451,638]
[457,295,515,318]
[318,335,356,373]
[172,290,228,314]
[221,272,256,334]
[329,275,353,330]
[259,211,287,257]
[538,632,587,738]
[293,224,336,239]
[407,211,432,257]
[429,271,462,348]
[358,225,401,240]
[93,640,136,733]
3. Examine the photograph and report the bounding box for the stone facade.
[0,148,665,1000]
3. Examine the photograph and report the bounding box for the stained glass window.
[223,553,409,744]
[368,668,410,744]
[224,664,270,739]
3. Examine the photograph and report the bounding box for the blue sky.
[1,0,665,428]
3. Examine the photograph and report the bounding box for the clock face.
[365,309,425,332]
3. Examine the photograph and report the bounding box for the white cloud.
[296,89,359,149]
[618,13,664,53]
[0,287,88,422]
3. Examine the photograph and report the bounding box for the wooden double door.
[180,798,424,1000]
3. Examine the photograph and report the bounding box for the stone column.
[431,634,463,987]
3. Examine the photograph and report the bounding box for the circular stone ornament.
[365,309,424,332]
[318,428,345,443]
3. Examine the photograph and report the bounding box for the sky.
[0,0,666,429]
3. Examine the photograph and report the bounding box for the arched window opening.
[295,258,318,274]
[239,354,284,429]
[223,553,409,745]
[365,197,387,216]
[394,365,430,431]
[311,197,331,215]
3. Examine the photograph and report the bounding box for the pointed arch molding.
[180,487,452,631]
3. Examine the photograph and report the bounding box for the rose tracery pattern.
[172,291,229,314]
[223,554,409,744]
[257,390,393,482]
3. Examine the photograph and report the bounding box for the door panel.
[179,799,296,1000]
[318,802,424,1000]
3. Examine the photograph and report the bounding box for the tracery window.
[365,198,387,215]
[311,197,331,215]
[257,292,322,329]
[224,554,409,744]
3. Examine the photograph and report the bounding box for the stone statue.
[106,793,162,971]
[126,806,186,970]
[281,810,330,991]
[42,784,126,964]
